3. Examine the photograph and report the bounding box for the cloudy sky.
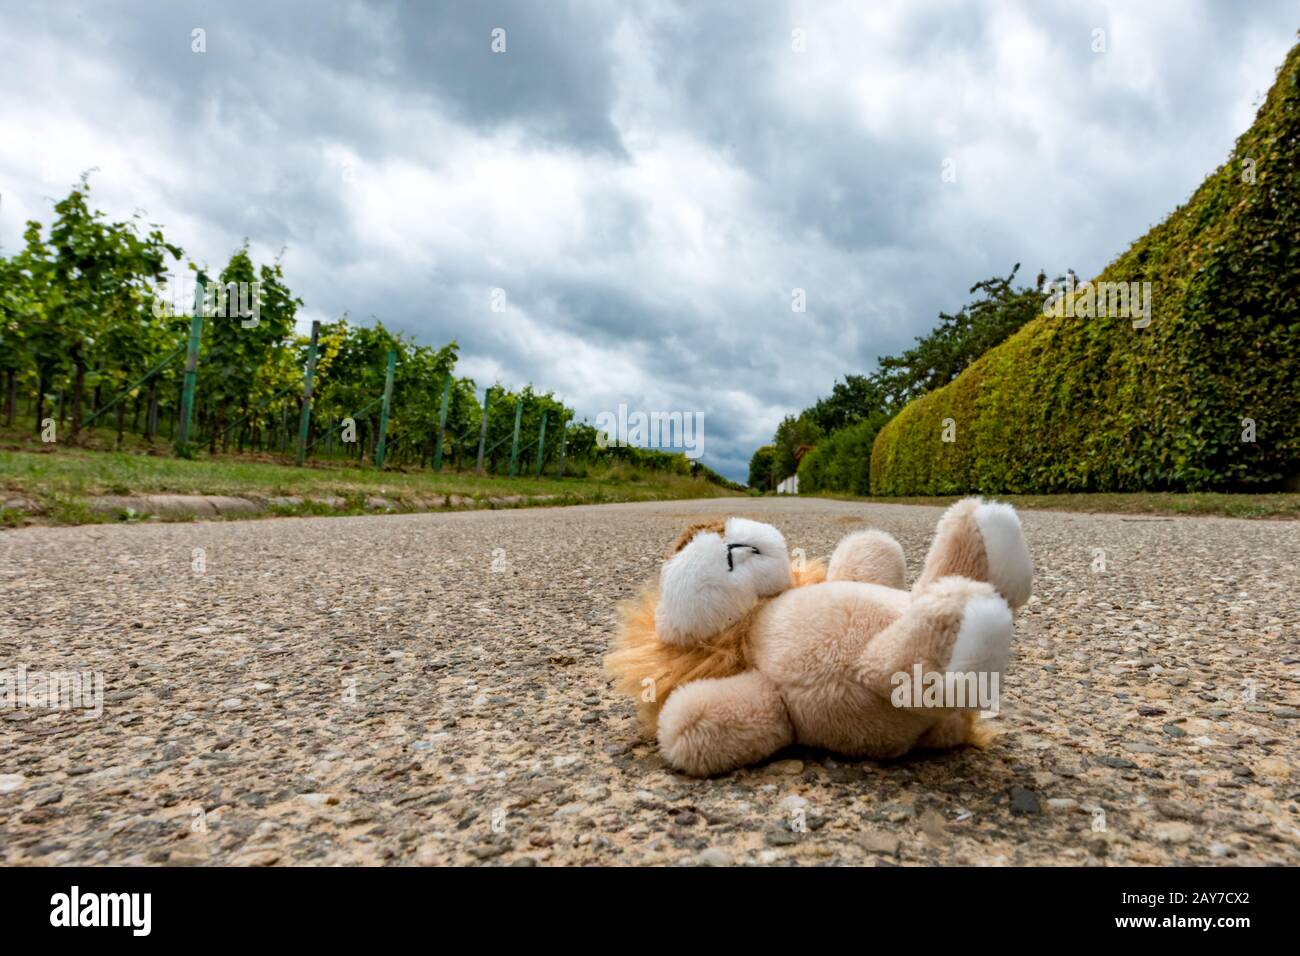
[0,2,1295,480]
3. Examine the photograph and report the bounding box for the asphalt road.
[1,498,1297,865]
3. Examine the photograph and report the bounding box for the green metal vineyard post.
[375,349,397,469]
[554,419,567,479]
[475,388,490,475]
[176,274,207,451]
[533,411,547,477]
[80,342,187,432]
[507,399,522,476]
[432,372,451,472]
[295,320,321,467]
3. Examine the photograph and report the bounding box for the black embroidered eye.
[725,543,761,571]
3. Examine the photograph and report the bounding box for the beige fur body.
[606,499,1029,776]
[606,560,827,733]
[749,580,935,758]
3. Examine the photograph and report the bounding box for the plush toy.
[605,498,1033,776]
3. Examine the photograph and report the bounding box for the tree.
[873,264,1045,407]
[806,374,888,434]
[754,264,1050,482]
[0,253,32,425]
[796,410,890,495]
[747,445,775,490]
[13,221,60,433]
[197,245,301,451]
[772,413,823,484]
[40,174,180,437]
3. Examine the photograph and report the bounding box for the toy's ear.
[722,517,792,597]
[654,518,792,645]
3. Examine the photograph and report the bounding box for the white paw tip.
[973,502,1033,608]
[948,594,1013,677]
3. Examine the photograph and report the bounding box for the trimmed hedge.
[872,39,1300,495]
[797,411,889,495]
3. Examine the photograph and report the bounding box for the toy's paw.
[828,528,906,588]
[862,576,1013,712]
[916,498,1033,609]
[970,501,1033,609]
[655,517,792,645]
[944,584,1013,701]
[657,672,793,777]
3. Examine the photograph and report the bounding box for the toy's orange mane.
[604,559,827,735]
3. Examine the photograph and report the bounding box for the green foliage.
[6,173,181,436]
[873,40,1300,496]
[747,444,775,490]
[0,255,27,374]
[309,315,459,464]
[691,460,746,491]
[557,419,713,481]
[0,175,737,490]
[199,244,302,450]
[480,384,567,474]
[772,412,823,483]
[796,411,890,495]
[805,375,888,434]
[764,267,1040,494]
[872,265,1046,408]
[803,267,1042,437]
[769,266,1044,489]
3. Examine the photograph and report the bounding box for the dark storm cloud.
[1,0,1296,481]
[18,0,626,151]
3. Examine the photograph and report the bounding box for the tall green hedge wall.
[871,40,1300,495]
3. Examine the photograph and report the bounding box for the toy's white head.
[654,517,792,646]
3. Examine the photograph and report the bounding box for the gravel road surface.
[1,498,1297,866]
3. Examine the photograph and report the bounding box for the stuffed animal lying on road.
[605,498,1033,776]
